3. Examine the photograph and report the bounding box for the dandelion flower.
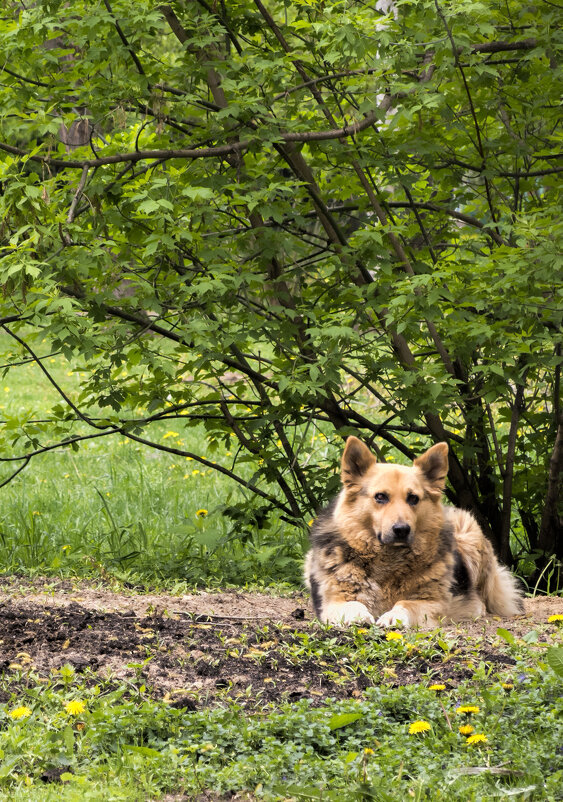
[408,720,431,735]
[364,748,375,755]
[8,706,32,720]
[466,733,488,745]
[385,631,403,641]
[456,705,480,714]
[429,684,446,691]
[64,700,86,716]
[548,614,563,623]
[162,431,180,439]
[356,628,369,635]
[196,509,208,518]
[502,683,513,690]
[458,725,474,735]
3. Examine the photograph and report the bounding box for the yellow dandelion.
[8,706,32,720]
[162,431,180,439]
[466,733,488,745]
[429,684,446,691]
[64,700,86,716]
[196,509,208,518]
[548,614,563,623]
[502,683,513,690]
[408,720,431,735]
[191,469,200,476]
[456,705,480,714]
[364,748,375,755]
[385,631,403,641]
[458,725,474,735]
[356,628,369,635]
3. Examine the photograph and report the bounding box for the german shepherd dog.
[305,437,523,627]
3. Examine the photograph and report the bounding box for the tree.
[0,0,561,578]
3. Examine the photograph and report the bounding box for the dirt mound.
[0,577,560,708]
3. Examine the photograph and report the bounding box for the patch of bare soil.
[0,576,561,708]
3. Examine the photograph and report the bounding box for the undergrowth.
[0,627,561,801]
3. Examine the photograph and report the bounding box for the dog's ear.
[414,442,449,495]
[341,436,376,487]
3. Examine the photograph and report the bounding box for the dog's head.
[338,437,448,549]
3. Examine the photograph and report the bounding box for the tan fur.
[305,438,524,628]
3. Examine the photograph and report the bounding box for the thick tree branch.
[0,114,380,170]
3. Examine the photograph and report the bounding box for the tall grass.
[0,334,306,587]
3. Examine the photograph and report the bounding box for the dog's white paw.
[322,601,375,626]
[377,605,411,628]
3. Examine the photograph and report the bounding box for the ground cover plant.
[0,581,561,801]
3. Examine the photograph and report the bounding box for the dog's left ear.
[413,442,449,494]
[341,436,376,487]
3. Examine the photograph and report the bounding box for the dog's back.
[448,507,524,617]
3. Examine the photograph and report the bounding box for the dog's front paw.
[377,605,411,628]
[322,601,375,626]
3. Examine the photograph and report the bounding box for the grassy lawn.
[0,331,306,589]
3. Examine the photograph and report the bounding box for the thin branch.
[120,429,296,517]
[500,381,526,564]
[0,66,52,88]
[66,165,90,228]
[0,457,31,489]
[103,0,146,77]
[469,38,537,53]
[434,0,498,228]
[1,326,108,430]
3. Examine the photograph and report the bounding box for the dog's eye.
[374,492,389,504]
[407,493,419,506]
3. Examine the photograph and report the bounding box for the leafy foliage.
[0,0,561,574]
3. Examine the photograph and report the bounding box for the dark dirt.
[0,576,561,709]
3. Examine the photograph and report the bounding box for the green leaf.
[496,628,516,645]
[328,712,363,730]
[546,647,563,678]
[122,745,162,757]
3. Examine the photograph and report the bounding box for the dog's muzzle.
[379,522,411,546]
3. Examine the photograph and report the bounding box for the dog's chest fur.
[310,503,455,611]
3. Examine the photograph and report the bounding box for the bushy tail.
[481,561,524,617]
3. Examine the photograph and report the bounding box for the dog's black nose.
[392,523,411,540]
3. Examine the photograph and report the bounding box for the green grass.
[0,627,561,801]
[0,332,306,588]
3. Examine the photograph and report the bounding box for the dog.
[305,437,524,627]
